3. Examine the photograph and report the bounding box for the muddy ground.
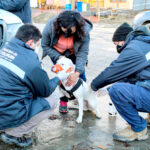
[0,10,150,150]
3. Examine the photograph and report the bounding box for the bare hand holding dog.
[65,72,80,86]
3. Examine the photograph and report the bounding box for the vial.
[108,102,117,116]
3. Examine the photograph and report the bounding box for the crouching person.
[0,24,64,147]
[91,23,150,142]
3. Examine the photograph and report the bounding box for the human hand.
[95,88,108,97]
[89,86,108,97]
[65,72,80,86]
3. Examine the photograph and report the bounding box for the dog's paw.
[76,117,82,123]
[96,113,101,119]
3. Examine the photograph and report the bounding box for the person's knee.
[108,84,119,97]
[50,101,58,110]
[46,92,59,110]
[49,97,59,110]
[109,83,132,104]
[108,83,124,102]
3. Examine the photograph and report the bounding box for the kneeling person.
[0,24,63,147]
[91,23,150,142]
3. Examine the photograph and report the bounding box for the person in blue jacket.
[0,0,31,23]
[0,24,66,147]
[91,22,150,142]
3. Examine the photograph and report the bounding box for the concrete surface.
[0,24,149,150]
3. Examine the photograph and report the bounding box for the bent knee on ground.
[45,91,59,110]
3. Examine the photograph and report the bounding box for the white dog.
[51,57,101,123]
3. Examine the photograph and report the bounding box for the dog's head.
[51,57,75,75]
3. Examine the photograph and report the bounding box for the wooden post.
[71,0,76,10]
[96,0,100,20]
[39,0,42,8]
[117,0,119,9]
[132,0,134,10]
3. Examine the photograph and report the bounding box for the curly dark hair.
[54,10,85,41]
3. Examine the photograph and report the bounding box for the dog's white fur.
[53,57,101,123]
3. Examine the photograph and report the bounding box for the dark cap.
[112,22,133,42]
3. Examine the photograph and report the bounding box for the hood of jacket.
[119,25,150,52]
[83,17,93,34]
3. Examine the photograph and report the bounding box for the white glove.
[95,88,108,97]
[89,85,108,97]
[57,70,69,81]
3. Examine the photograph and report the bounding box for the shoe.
[113,126,148,142]
[59,101,68,114]
[0,133,32,147]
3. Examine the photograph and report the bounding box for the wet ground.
[0,24,150,150]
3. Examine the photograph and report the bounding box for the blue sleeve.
[91,46,147,91]
[75,34,90,73]
[25,65,60,97]
[48,77,60,95]
[0,0,28,11]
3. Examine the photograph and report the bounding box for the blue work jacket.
[0,38,59,130]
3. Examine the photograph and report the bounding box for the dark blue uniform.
[0,38,59,130]
[91,26,150,132]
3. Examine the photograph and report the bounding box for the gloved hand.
[95,88,108,97]
[57,70,69,81]
[89,85,108,97]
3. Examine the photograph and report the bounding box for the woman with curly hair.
[41,10,93,113]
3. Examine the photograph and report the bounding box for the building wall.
[38,0,46,4]
[133,0,150,11]
[133,0,145,10]
[82,0,104,8]
[145,0,150,9]
[104,0,131,9]
[81,0,133,9]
